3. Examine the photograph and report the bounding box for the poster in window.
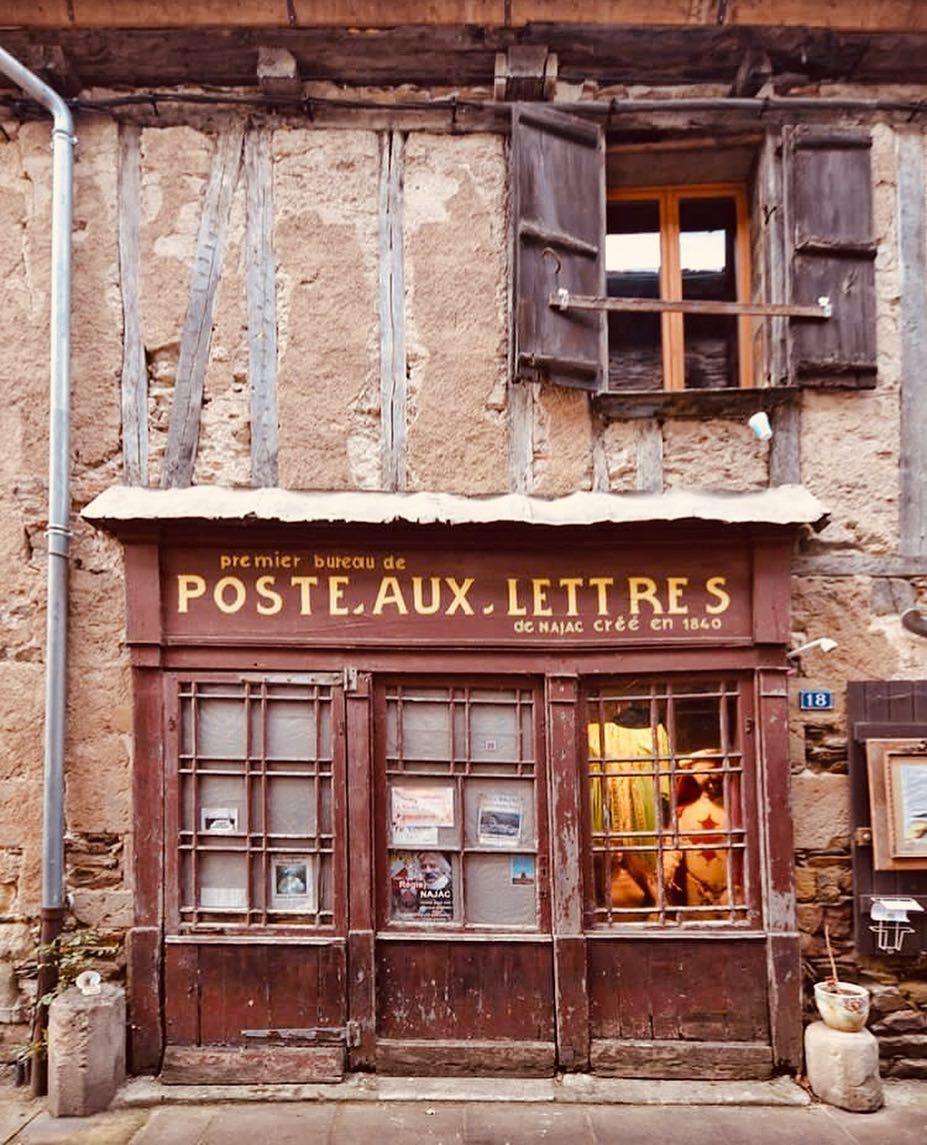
[511,855,535,886]
[390,850,455,921]
[200,806,239,833]
[477,793,523,847]
[270,856,317,913]
[390,784,454,846]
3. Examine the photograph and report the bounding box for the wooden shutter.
[511,105,605,391]
[785,126,877,388]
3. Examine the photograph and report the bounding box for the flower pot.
[813,981,870,1032]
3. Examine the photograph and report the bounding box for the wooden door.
[161,672,350,1083]
[372,680,557,1076]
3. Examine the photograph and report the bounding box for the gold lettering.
[255,575,283,616]
[628,577,662,615]
[372,576,409,615]
[506,578,527,616]
[177,574,206,614]
[411,576,442,615]
[444,577,475,615]
[558,577,583,616]
[531,578,552,616]
[705,576,731,615]
[667,576,689,615]
[214,576,246,614]
[290,575,318,614]
[329,576,351,616]
[588,577,614,615]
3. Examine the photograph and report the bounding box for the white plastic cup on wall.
[748,411,773,440]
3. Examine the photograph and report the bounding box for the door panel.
[162,672,348,1083]
[372,681,556,1074]
[376,940,555,1041]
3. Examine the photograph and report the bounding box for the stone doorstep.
[114,1074,811,1108]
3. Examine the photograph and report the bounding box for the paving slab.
[462,1102,593,1144]
[0,1091,39,1144]
[12,1108,147,1145]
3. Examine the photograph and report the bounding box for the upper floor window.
[607,185,751,391]
[511,107,877,398]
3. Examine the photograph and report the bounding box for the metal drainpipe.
[0,47,74,1095]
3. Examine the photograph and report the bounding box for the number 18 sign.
[799,689,833,711]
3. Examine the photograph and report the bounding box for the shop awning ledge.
[81,484,829,531]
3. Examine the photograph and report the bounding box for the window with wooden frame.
[584,677,760,928]
[606,184,752,391]
[511,106,877,397]
[377,683,548,932]
[167,674,345,933]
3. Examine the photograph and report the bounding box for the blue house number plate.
[799,689,833,711]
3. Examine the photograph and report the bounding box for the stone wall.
[0,101,925,1071]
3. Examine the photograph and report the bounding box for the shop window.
[172,676,339,930]
[511,107,877,396]
[380,684,545,930]
[585,679,750,926]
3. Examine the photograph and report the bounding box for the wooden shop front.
[97,497,809,1084]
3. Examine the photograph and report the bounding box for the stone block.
[791,772,850,850]
[47,983,125,1117]
[804,1020,883,1112]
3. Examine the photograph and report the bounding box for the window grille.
[586,679,749,926]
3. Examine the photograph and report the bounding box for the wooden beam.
[795,554,927,577]
[768,401,800,487]
[117,122,148,486]
[244,128,279,487]
[378,130,407,491]
[36,44,83,97]
[161,128,243,489]
[636,420,664,494]
[898,131,927,557]
[729,47,772,98]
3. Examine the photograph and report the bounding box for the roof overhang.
[81,484,829,533]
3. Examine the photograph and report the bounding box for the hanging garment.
[587,721,671,869]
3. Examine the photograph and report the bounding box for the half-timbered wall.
[2,25,927,1071]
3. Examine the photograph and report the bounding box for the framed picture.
[269,856,318,913]
[866,739,927,870]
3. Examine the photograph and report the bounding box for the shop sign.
[161,544,753,646]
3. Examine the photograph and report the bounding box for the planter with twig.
[813,925,870,1033]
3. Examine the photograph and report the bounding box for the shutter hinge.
[343,666,358,692]
[854,826,873,847]
[346,1019,361,1047]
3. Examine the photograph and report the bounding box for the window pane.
[384,684,541,930]
[465,854,537,926]
[680,196,739,389]
[586,680,747,926]
[606,199,663,391]
[177,678,336,930]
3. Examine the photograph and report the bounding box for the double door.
[160,671,557,1081]
[157,668,781,1082]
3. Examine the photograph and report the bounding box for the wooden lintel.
[494,46,557,102]
[257,45,302,100]
[36,44,83,98]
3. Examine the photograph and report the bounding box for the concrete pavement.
[0,1078,924,1144]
